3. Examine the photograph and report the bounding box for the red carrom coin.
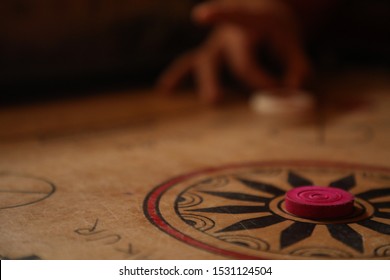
[285,186,355,219]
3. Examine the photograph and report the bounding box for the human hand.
[157,0,311,104]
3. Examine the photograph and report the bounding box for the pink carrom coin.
[285,186,355,219]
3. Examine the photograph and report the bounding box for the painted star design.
[185,172,390,253]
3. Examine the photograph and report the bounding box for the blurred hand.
[157,0,311,104]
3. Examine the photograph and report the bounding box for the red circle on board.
[144,160,390,259]
[285,186,355,219]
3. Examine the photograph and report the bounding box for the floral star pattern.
[145,162,390,259]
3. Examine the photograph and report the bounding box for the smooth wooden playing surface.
[0,70,389,259]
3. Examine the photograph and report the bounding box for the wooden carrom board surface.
[0,70,389,260]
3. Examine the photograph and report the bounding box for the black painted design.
[147,163,390,259]
[217,215,286,233]
[329,174,356,190]
[374,244,390,257]
[183,178,390,255]
[289,247,352,258]
[353,186,390,236]
[0,172,56,210]
[201,191,270,203]
[280,222,316,249]
[217,235,270,251]
[74,218,100,235]
[236,178,285,196]
[357,220,390,235]
[195,176,229,189]
[327,224,363,252]
[0,254,42,260]
[356,188,390,200]
[74,218,123,245]
[372,202,390,209]
[375,212,390,219]
[176,192,203,208]
[181,214,215,231]
[189,205,268,214]
[287,171,313,188]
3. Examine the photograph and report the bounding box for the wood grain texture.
[0,70,389,259]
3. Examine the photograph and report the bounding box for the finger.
[283,50,311,88]
[192,3,240,24]
[192,2,262,27]
[224,31,278,89]
[156,53,194,94]
[269,32,311,89]
[194,51,223,104]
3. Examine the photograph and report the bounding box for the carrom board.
[0,70,389,259]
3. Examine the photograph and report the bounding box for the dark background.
[1,0,389,105]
